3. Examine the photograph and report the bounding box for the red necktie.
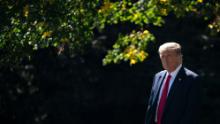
[157,74,171,124]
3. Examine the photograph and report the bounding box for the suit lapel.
[152,71,167,105]
[146,71,167,123]
[163,67,186,113]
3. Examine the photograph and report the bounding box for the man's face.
[159,50,181,72]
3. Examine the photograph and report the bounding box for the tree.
[0,0,219,67]
[0,0,99,67]
[98,0,220,65]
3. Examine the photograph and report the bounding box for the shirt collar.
[167,64,182,78]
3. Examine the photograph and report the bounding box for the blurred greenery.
[0,0,219,67]
[0,0,98,67]
[98,0,220,65]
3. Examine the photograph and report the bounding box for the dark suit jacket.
[145,66,201,124]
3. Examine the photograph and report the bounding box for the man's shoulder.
[155,67,199,77]
[183,67,199,77]
[155,70,166,77]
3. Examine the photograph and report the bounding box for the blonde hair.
[158,42,182,55]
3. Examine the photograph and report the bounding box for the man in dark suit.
[145,42,201,124]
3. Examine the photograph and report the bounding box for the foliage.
[103,30,155,65]
[0,0,98,67]
[206,2,220,34]
[0,0,219,67]
[98,0,220,65]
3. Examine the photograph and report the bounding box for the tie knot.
[167,74,171,78]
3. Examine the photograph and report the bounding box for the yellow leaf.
[208,24,213,29]
[133,13,140,21]
[138,51,147,61]
[160,8,168,16]
[143,30,149,35]
[99,1,113,13]
[197,0,203,3]
[42,31,52,39]
[160,0,168,3]
[23,5,29,17]
[130,59,137,65]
